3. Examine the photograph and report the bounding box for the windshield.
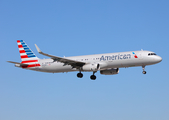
[148,53,157,56]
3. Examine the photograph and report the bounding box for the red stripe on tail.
[19,50,25,53]
[21,60,38,63]
[21,55,28,58]
[18,45,23,48]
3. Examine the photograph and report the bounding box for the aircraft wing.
[35,44,86,68]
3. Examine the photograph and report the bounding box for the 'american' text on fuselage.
[100,54,131,61]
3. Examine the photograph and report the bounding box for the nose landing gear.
[142,66,146,74]
[142,71,146,74]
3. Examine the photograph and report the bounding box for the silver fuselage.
[27,50,162,73]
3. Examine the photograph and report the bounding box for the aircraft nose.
[156,56,162,63]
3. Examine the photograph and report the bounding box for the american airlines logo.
[100,54,131,61]
[132,52,138,58]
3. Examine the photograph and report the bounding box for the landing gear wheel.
[90,75,96,80]
[77,73,83,78]
[142,71,146,74]
[142,66,146,74]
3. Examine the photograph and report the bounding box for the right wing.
[35,44,86,69]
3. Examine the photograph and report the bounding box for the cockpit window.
[148,53,157,56]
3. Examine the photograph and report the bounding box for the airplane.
[7,40,162,80]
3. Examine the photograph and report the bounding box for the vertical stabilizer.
[17,40,40,68]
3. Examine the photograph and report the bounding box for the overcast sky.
[1,0,169,120]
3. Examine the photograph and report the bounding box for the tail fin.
[17,40,40,67]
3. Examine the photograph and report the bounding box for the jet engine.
[100,68,119,75]
[82,63,100,71]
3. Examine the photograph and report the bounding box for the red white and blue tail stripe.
[17,40,40,68]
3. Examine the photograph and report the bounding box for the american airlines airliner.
[7,40,162,80]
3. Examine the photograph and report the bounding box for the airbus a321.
[7,40,162,80]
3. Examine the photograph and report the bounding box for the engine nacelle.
[82,63,100,71]
[100,68,119,75]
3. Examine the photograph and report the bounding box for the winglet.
[35,44,42,53]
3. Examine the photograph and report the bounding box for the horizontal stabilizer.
[7,61,28,66]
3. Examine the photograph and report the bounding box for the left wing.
[35,44,86,68]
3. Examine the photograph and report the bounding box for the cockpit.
[148,53,157,56]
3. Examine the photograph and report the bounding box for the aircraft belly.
[120,59,149,67]
[106,61,123,68]
[106,59,145,68]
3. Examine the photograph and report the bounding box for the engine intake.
[100,68,119,75]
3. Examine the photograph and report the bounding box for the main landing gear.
[77,72,83,78]
[142,66,147,74]
[90,72,96,80]
[77,71,97,80]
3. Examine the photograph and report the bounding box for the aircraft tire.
[90,75,96,80]
[77,73,83,78]
[142,71,146,74]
